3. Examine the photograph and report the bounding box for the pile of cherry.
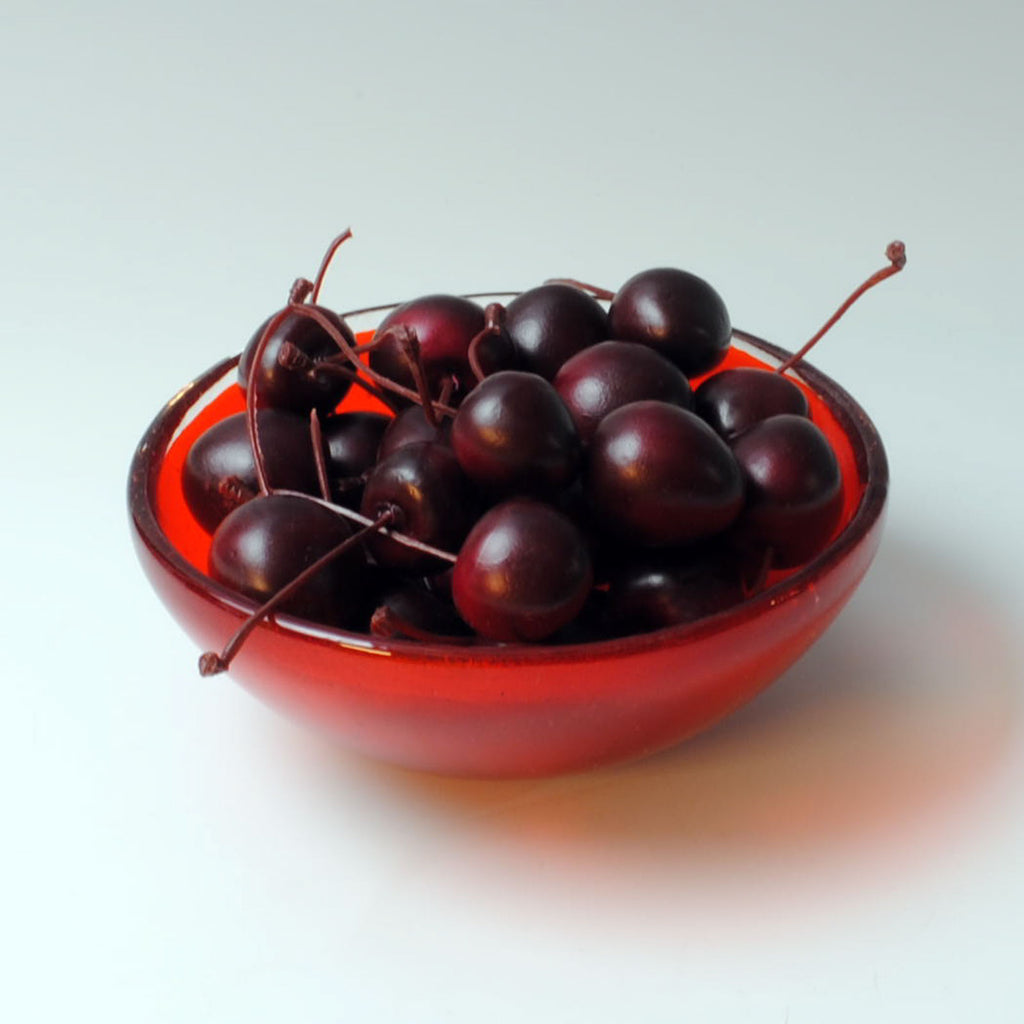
[185,235,905,675]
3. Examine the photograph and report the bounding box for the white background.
[3,1,1023,1021]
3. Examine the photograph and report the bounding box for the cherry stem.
[467,302,505,383]
[310,228,353,305]
[244,305,295,495]
[309,409,332,501]
[217,476,257,506]
[287,304,457,418]
[272,489,458,564]
[320,326,442,423]
[290,278,314,305]
[543,277,616,302]
[775,240,907,375]
[370,605,475,645]
[289,352,405,414]
[198,509,395,677]
[385,324,440,428]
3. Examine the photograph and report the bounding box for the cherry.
[320,411,390,506]
[693,368,809,441]
[730,414,843,568]
[377,404,451,460]
[587,401,744,547]
[450,370,581,497]
[182,410,323,532]
[503,283,609,379]
[608,267,731,377]
[370,579,473,642]
[451,499,594,642]
[553,340,693,444]
[208,492,368,628]
[603,545,748,635]
[359,442,477,572]
[368,294,516,404]
[238,306,356,416]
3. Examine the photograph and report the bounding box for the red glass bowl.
[128,298,888,778]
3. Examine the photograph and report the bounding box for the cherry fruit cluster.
[185,233,905,675]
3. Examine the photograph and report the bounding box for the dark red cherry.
[451,499,593,642]
[208,493,366,627]
[604,545,747,635]
[376,404,451,460]
[553,340,693,444]
[238,306,355,415]
[693,367,809,440]
[451,370,581,497]
[320,411,390,506]
[182,410,321,532]
[608,267,731,377]
[503,283,609,379]
[359,442,477,572]
[587,401,744,546]
[370,579,473,641]
[730,414,843,568]
[368,294,515,402]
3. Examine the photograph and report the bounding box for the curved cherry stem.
[287,304,457,418]
[467,302,505,383]
[272,489,458,565]
[369,605,475,645]
[316,327,445,423]
[290,278,314,305]
[244,305,295,495]
[198,508,395,677]
[543,277,616,302]
[389,324,440,428]
[217,475,257,507]
[283,350,404,414]
[310,228,353,305]
[775,240,907,375]
[309,410,332,501]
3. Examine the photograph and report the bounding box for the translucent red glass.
[128,302,887,778]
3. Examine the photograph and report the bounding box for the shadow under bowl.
[128,300,888,779]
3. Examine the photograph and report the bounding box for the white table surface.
[4,2,1023,1021]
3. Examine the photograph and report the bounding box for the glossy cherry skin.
[238,306,354,415]
[587,401,744,546]
[730,413,843,568]
[451,370,581,498]
[694,367,809,440]
[182,410,321,532]
[377,405,450,460]
[604,544,747,635]
[368,294,516,402]
[371,579,473,641]
[320,411,390,507]
[359,442,477,572]
[503,283,609,379]
[452,499,594,642]
[608,267,731,376]
[208,492,367,627]
[553,340,693,444]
